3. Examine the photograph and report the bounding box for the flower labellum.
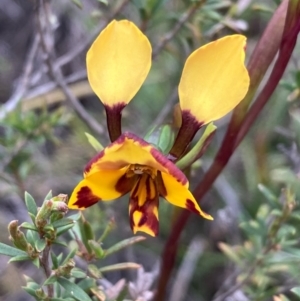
[69,133,212,236]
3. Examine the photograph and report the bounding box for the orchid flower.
[69,20,250,236]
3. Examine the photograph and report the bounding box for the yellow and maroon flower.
[69,19,250,236]
[69,132,212,236]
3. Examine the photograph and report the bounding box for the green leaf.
[56,223,76,236]
[77,278,96,292]
[144,124,175,154]
[52,240,68,247]
[44,275,58,285]
[218,242,241,264]
[79,218,94,253]
[57,277,93,301]
[176,123,217,170]
[61,248,77,266]
[52,218,76,229]
[20,222,37,231]
[8,254,31,263]
[291,287,300,297]
[24,192,38,217]
[51,252,59,269]
[54,282,62,299]
[0,242,28,257]
[71,268,86,278]
[70,0,83,9]
[44,190,53,200]
[258,184,278,205]
[28,213,36,224]
[99,262,141,273]
[88,264,101,278]
[67,212,81,221]
[35,239,47,252]
[32,257,40,268]
[50,298,75,301]
[88,240,104,258]
[85,132,104,152]
[26,230,40,247]
[23,286,39,299]
[96,0,108,4]
[104,236,146,257]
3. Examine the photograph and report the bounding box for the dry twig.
[37,0,104,135]
[0,35,40,120]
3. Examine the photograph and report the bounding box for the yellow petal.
[85,133,188,187]
[68,167,132,209]
[129,174,159,236]
[87,20,152,106]
[179,35,250,124]
[158,172,213,220]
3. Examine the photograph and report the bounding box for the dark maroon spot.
[185,199,200,215]
[128,176,159,236]
[169,110,203,161]
[151,150,188,184]
[145,212,159,236]
[74,186,99,209]
[157,171,167,196]
[138,214,147,226]
[115,172,136,194]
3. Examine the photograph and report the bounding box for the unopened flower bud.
[8,220,28,251]
[35,199,53,228]
[55,259,75,277]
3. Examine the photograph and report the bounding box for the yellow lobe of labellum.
[68,167,130,209]
[86,20,152,107]
[158,172,213,220]
[179,35,250,124]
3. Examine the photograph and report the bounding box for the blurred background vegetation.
[0,0,300,300]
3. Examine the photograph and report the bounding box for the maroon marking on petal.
[123,132,150,147]
[157,171,167,197]
[150,148,188,185]
[85,150,105,174]
[73,186,99,209]
[84,133,129,174]
[120,132,187,185]
[105,103,127,142]
[138,214,147,226]
[115,172,136,194]
[129,175,159,236]
[169,110,203,161]
[185,199,200,215]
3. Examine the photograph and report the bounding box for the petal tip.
[69,185,99,209]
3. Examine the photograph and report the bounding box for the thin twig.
[152,1,204,59]
[24,70,87,102]
[40,243,54,297]
[0,35,40,120]
[37,0,104,135]
[169,238,205,301]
